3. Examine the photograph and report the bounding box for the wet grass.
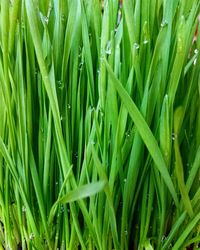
[0,0,200,249]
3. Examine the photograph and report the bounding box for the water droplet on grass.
[91,140,96,145]
[57,80,63,89]
[39,11,49,24]
[90,106,94,112]
[105,41,112,55]
[99,107,104,117]
[161,20,168,27]
[21,21,25,29]
[60,205,65,213]
[143,39,149,44]
[79,61,84,70]
[125,131,131,138]
[161,235,166,242]
[43,16,49,24]
[172,133,177,140]
[133,43,140,50]
[22,206,26,213]
[61,15,66,22]
[29,233,35,241]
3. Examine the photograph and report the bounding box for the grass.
[0,0,200,249]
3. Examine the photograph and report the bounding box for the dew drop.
[79,61,84,70]
[29,233,35,241]
[61,14,65,22]
[91,140,96,145]
[123,178,127,183]
[39,11,49,24]
[143,39,149,45]
[57,80,63,89]
[172,133,177,141]
[43,16,49,24]
[21,21,25,29]
[22,206,26,213]
[161,235,166,242]
[90,106,94,112]
[105,41,112,55]
[124,230,128,236]
[67,103,71,109]
[161,19,168,27]
[133,43,140,50]
[99,107,104,117]
[60,204,65,213]
[125,131,130,138]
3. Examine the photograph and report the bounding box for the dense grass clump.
[0,0,200,249]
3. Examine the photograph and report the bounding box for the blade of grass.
[104,59,178,206]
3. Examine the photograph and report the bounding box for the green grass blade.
[104,59,178,206]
